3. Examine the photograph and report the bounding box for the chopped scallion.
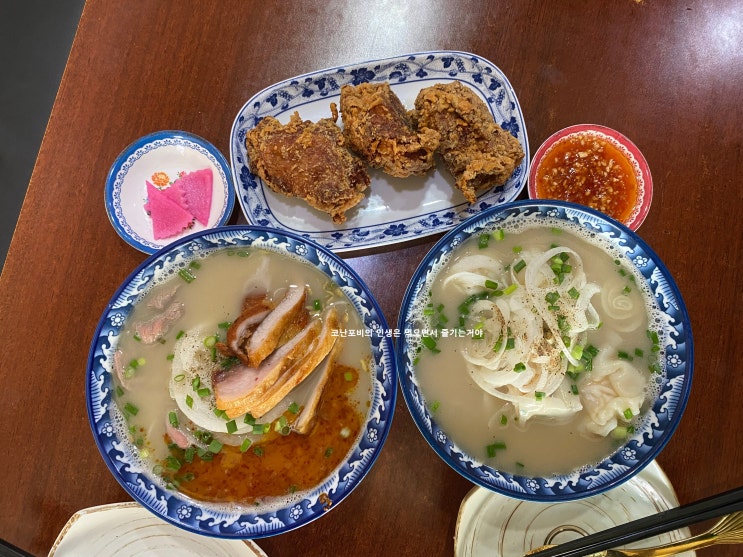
[226,420,238,434]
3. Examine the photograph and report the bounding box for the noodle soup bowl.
[87,226,396,538]
[397,200,692,502]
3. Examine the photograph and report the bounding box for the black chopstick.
[526,485,743,557]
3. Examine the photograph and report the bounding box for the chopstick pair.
[526,485,743,557]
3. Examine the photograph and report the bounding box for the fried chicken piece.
[246,107,370,224]
[340,82,439,178]
[412,81,525,203]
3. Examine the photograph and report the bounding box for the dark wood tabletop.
[1,1,742,555]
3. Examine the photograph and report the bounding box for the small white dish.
[454,460,695,557]
[49,502,266,556]
[105,131,235,253]
[229,50,528,253]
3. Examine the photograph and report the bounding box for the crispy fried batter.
[246,109,370,224]
[412,81,524,203]
[340,82,439,178]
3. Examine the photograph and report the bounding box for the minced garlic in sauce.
[535,133,638,223]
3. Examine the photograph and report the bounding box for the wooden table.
[2,1,741,555]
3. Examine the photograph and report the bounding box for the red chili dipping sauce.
[535,133,638,223]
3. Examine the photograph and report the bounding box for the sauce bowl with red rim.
[528,124,652,231]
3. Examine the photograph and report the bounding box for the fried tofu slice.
[412,81,525,203]
[340,82,439,178]
[246,109,369,224]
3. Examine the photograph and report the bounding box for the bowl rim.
[527,124,653,231]
[396,199,693,502]
[86,224,397,538]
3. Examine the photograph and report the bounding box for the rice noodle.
[452,245,602,422]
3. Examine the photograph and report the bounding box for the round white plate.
[105,130,235,253]
[49,502,266,556]
[454,460,695,557]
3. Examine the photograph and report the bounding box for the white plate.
[229,50,529,253]
[454,460,696,557]
[105,131,235,254]
[49,502,266,557]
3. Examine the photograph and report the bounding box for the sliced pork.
[246,285,307,367]
[214,317,322,418]
[246,307,340,419]
[293,336,344,434]
[216,293,273,361]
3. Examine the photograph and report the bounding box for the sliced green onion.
[207,440,223,454]
[165,456,182,471]
[484,279,499,290]
[514,362,526,372]
[503,283,518,295]
[617,350,632,361]
[512,245,522,254]
[184,446,196,463]
[168,411,179,428]
[513,259,526,273]
[545,291,560,305]
[478,233,490,249]
[173,373,185,382]
[500,414,507,425]
[288,403,300,414]
[176,330,185,340]
[343,371,354,381]
[493,228,505,241]
[313,299,322,311]
[185,395,193,409]
[571,384,579,395]
[635,348,644,357]
[226,420,238,434]
[240,438,252,453]
[324,447,334,458]
[535,391,545,401]
[203,335,218,348]
[421,335,440,353]
[197,387,211,398]
[486,441,506,458]
[244,413,256,425]
[253,446,264,456]
[430,400,441,412]
[623,408,634,420]
[124,402,139,416]
[178,268,196,283]
[612,426,629,440]
[568,287,580,299]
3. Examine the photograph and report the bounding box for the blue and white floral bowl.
[86,226,396,538]
[396,200,693,502]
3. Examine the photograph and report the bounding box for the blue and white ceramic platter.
[86,226,397,538]
[397,200,693,502]
[229,51,529,253]
[105,131,235,254]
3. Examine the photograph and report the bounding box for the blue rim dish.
[105,130,236,254]
[396,200,693,502]
[87,226,396,538]
[229,50,529,253]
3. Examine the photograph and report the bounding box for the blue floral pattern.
[86,226,397,538]
[229,51,529,253]
[397,201,693,502]
[105,131,235,254]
